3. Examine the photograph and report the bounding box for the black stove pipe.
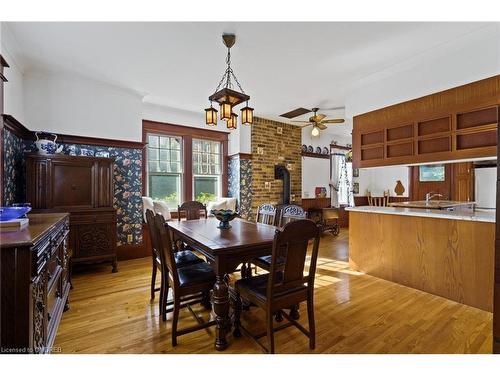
[274,165,290,204]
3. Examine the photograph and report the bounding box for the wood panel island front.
[347,206,495,312]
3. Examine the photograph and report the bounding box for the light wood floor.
[54,229,493,354]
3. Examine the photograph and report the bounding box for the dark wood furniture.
[26,154,118,272]
[145,209,204,319]
[277,204,307,227]
[233,220,321,353]
[177,200,208,221]
[168,217,277,351]
[153,214,215,346]
[353,75,499,168]
[255,203,277,225]
[253,204,308,276]
[1,213,71,353]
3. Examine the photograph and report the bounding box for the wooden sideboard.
[1,213,70,353]
[352,75,500,168]
[26,154,117,272]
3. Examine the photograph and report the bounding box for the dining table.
[167,217,277,351]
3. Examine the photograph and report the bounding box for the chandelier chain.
[212,47,246,95]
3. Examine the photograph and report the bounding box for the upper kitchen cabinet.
[352,75,500,168]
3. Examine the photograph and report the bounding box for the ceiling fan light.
[241,105,254,125]
[227,112,238,130]
[311,126,320,137]
[220,102,232,120]
[205,105,218,126]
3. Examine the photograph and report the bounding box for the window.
[147,134,182,209]
[419,165,445,182]
[192,139,222,204]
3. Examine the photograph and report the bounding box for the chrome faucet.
[425,192,444,203]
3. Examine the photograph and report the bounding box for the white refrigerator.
[474,167,496,209]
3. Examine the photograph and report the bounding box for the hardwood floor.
[54,229,493,354]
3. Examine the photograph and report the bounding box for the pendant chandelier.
[205,33,254,130]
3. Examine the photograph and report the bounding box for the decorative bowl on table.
[0,205,32,222]
[211,209,238,229]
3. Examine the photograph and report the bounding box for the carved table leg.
[213,275,230,351]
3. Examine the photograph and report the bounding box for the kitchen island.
[347,206,495,311]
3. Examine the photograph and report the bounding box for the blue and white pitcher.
[35,132,63,155]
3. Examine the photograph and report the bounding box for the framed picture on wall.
[353,168,359,177]
[352,182,359,194]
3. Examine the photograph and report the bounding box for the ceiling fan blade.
[300,124,312,128]
[291,120,312,123]
[312,114,326,122]
[317,123,328,130]
[321,119,345,124]
[280,107,312,119]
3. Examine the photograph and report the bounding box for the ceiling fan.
[280,107,345,136]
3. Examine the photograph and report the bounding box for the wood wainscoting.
[349,211,495,312]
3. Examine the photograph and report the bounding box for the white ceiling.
[5,22,492,136]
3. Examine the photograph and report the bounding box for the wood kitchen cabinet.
[26,154,117,272]
[353,75,500,168]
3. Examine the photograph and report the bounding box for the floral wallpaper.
[228,155,253,220]
[3,129,26,206]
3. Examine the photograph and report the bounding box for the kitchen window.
[147,134,183,209]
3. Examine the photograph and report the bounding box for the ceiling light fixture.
[311,126,320,137]
[205,33,253,130]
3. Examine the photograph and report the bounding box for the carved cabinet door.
[75,223,115,258]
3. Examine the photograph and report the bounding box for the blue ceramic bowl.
[0,206,32,222]
[211,209,238,229]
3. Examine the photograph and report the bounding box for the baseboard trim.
[117,243,150,261]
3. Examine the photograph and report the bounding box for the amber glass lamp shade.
[205,106,218,126]
[241,105,254,125]
[220,102,232,120]
[226,113,238,129]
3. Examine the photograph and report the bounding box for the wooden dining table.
[167,217,277,351]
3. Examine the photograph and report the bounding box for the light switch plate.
[257,147,264,155]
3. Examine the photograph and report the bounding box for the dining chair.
[256,203,277,225]
[178,200,208,221]
[145,209,205,318]
[232,219,321,353]
[367,190,390,207]
[253,204,307,273]
[152,213,216,346]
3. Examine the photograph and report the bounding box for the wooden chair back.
[367,190,390,207]
[256,204,277,226]
[145,209,161,266]
[178,201,207,221]
[267,219,321,298]
[278,204,307,227]
[153,214,180,289]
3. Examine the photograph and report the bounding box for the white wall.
[1,23,26,124]
[354,165,410,198]
[23,70,143,141]
[301,128,351,198]
[345,24,500,118]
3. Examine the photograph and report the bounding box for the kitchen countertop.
[346,205,495,223]
[389,200,475,209]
